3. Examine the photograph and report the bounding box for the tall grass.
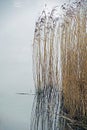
[61,1,87,118]
[33,9,61,90]
[31,0,87,130]
[32,7,63,130]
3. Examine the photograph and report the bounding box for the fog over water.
[0,0,69,130]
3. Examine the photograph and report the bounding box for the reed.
[33,9,61,91]
[61,1,87,119]
[31,0,87,130]
[32,8,63,130]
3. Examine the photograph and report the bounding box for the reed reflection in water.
[30,86,63,130]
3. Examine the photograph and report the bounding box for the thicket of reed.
[33,9,61,91]
[32,7,62,130]
[61,1,87,119]
[32,0,87,129]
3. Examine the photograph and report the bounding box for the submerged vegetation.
[31,0,87,130]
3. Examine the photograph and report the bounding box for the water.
[0,93,34,130]
[30,87,63,130]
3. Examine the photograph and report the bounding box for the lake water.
[0,93,34,130]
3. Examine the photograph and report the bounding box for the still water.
[0,93,34,130]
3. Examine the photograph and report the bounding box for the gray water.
[0,93,34,130]
[0,0,69,130]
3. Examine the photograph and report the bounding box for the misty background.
[0,0,69,130]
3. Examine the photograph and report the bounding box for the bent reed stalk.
[31,1,87,130]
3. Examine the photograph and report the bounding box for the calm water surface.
[0,93,34,130]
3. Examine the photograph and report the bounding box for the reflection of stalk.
[30,86,62,130]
